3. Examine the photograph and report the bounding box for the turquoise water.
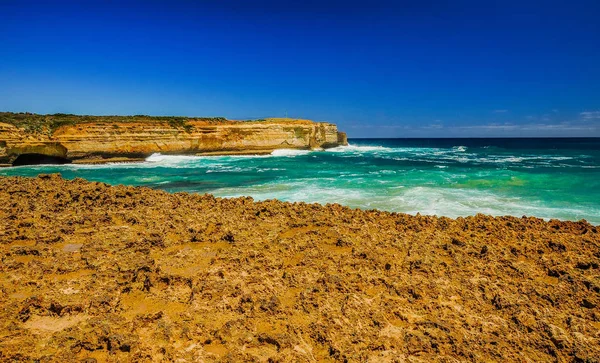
[2,138,600,225]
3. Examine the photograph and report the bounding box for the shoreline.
[0,169,597,225]
[0,149,310,166]
[1,174,599,361]
[0,148,329,167]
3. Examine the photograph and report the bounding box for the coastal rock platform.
[0,175,599,361]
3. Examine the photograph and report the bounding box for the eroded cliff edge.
[0,113,348,165]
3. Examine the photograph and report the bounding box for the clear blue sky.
[1,0,599,137]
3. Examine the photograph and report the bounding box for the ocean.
[2,138,599,225]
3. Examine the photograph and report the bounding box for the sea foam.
[325,144,393,153]
[2,139,599,225]
[271,149,312,156]
[146,153,201,163]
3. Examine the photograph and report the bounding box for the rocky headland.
[1,174,599,361]
[0,113,348,166]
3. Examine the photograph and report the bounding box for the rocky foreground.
[0,175,599,362]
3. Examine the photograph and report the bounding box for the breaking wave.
[270,149,312,157]
[325,144,393,153]
[146,153,201,163]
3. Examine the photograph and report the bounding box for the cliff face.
[0,117,347,165]
[0,123,25,165]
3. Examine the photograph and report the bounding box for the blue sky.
[1,0,599,137]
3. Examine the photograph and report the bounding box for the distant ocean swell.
[2,138,599,225]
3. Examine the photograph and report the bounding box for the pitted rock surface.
[0,174,599,361]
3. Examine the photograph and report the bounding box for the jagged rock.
[0,175,599,362]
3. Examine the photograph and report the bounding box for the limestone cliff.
[0,114,348,165]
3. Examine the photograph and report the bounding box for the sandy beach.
[1,174,598,361]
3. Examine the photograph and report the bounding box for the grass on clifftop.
[0,112,229,135]
[0,112,321,135]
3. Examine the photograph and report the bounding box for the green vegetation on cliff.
[0,112,228,134]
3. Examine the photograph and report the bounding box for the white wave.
[384,186,594,222]
[206,166,252,173]
[452,146,468,152]
[368,170,397,175]
[544,156,574,161]
[210,180,599,224]
[519,155,574,161]
[145,153,275,165]
[495,157,524,163]
[218,154,275,160]
[325,144,393,153]
[271,149,311,156]
[479,155,579,165]
[146,153,200,163]
[257,167,285,172]
[213,181,367,206]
